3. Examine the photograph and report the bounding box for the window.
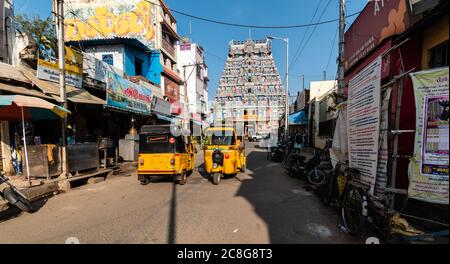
[429,41,448,68]
[319,99,329,122]
[102,54,114,66]
[135,58,143,76]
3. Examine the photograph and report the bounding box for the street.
[0,143,357,244]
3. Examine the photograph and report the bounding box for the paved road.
[0,143,359,244]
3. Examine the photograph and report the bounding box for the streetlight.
[267,36,289,140]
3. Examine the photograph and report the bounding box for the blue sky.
[14,0,367,101]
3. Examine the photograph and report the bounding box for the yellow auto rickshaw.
[203,127,246,185]
[138,125,194,185]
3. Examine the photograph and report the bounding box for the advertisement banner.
[106,71,152,115]
[37,39,83,88]
[65,0,157,49]
[409,67,449,204]
[344,0,410,71]
[348,56,382,195]
[84,53,123,83]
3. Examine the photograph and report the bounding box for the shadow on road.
[234,147,350,244]
[167,183,177,244]
[0,198,49,223]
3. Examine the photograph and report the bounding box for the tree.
[14,14,57,50]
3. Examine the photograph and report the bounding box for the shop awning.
[0,82,55,100]
[155,114,173,122]
[0,62,31,84]
[155,114,183,123]
[289,110,307,125]
[18,67,105,105]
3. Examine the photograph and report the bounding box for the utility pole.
[301,75,305,91]
[56,0,68,177]
[337,0,346,103]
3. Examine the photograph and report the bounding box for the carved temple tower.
[214,39,286,136]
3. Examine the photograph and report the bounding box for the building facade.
[177,39,209,120]
[156,0,182,104]
[214,39,285,136]
[308,80,337,148]
[0,0,14,64]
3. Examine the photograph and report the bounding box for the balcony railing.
[162,38,176,59]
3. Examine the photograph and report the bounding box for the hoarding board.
[106,71,152,115]
[84,53,123,83]
[347,57,382,195]
[409,67,449,204]
[345,0,410,71]
[64,0,157,49]
[37,39,83,88]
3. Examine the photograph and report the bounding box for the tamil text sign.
[345,0,410,71]
[106,71,152,115]
[409,67,449,204]
[65,0,157,49]
[348,57,382,195]
[37,40,83,88]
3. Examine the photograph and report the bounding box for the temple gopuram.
[214,39,286,136]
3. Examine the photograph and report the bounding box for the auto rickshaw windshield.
[139,134,186,153]
[204,130,236,146]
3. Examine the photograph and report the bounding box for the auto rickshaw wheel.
[178,171,187,185]
[140,178,150,185]
[212,173,221,185]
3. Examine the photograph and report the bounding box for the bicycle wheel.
[307,169,327,186]
[341,186,364,235]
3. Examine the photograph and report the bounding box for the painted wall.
[309,80,337,103]
[308,80,337,149]
[84,44,125,72]
[422,15,449,69]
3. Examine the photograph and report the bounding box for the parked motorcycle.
[268,142,286,162]
[0,172,35,213]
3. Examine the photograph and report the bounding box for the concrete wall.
[309,80,337,103]
[1,0,14,64]
[309,80,337,149]
[84,45,125,73]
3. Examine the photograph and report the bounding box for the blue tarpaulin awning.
[289,110,307,125]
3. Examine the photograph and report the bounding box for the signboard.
[409,67,449,204]
[84,53,123,83]
[152,96,172,116]
[164,76,180,103]
[37,39,83,88]
[65,0,157,49]
[106,71,152,115]
[347,57,382,195]
[345,0,410,71]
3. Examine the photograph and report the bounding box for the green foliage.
[14,14,57,49]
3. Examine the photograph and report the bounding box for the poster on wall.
[409,67,449,204]
[106,71,153,115]
[347,56,382,195]
[374,87,392,200]
[37,38,83,88]
[64,0,157,49]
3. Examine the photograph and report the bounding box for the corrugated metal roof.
[0,82,55,100]
[18,67,105,105]
[0,62,32,84]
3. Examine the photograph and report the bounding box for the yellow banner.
[64,0,156,48]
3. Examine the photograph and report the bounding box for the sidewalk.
[0,163,127,212]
